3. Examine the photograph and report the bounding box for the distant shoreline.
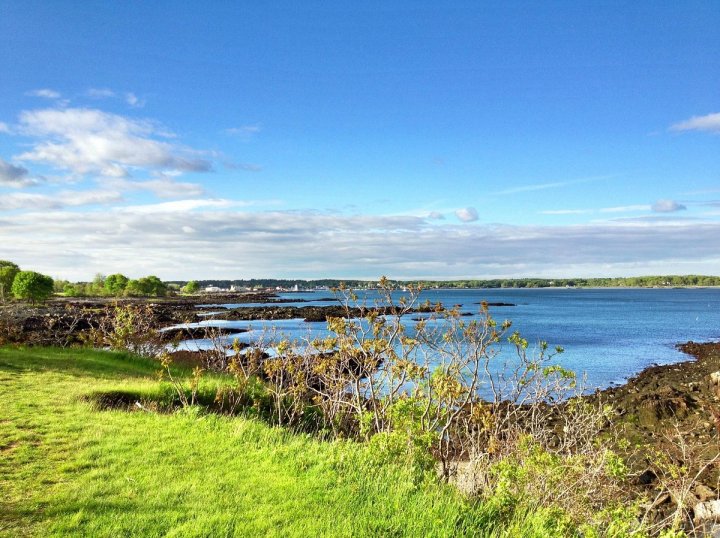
[414,285,720,290]
[166,275,720,292]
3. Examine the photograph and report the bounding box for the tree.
[124,275,167,297]
[11,271,54,304]
[91,273,106,295]
[140,275,167,297]
[104,273,129,296]
[182,280,200,294]
[124,279,143,296]
[0,260,20,302]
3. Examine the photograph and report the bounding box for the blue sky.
[1,1,719,280]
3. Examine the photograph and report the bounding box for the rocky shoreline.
[590,341,720,527]
[592,341,720,454]
[0,293,458,344]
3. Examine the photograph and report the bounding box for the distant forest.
[167,275,720,290]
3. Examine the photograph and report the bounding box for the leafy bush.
[0,260,19,302]
[11,270,54,303]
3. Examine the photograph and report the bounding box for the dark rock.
[638,469,657,485]
[160,326,248,341]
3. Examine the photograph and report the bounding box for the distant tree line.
[54,273,171,298]
[167,275,720,290]
[3,261,719,305]
[164,278,372,290]
[405,275,720,288]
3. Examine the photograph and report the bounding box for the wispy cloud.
[26,88,62,99]
[0,189,122,211]
[85,88,145,108]
[599,205,650,213]
[116,198,239,215]
[427,211,445,220]
[225,124,262,139]
[104,177,205,198]
[0,122,11,134]
[543,201,689,217]
[651,199,686,213]
[125,92,145,108]
[492,175,613,196]
[670,112,720,133]
[86,88,116,99]
[455,207,478,222]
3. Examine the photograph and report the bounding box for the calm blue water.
[175,288,720,390]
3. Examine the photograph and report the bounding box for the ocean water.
[173,288,720,390]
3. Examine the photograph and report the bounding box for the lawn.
[0,346,525,537]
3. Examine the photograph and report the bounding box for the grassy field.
[0,346,571,537]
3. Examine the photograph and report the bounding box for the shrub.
[0,260,19,302]
[11,270,54,303]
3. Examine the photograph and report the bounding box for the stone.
[710,371,720,399]
[694,499,720,522]
[710,371,720,386]
[638,469,657,485]
[695,483,717,502]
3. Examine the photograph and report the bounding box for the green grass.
[0,346,576,537]
[0,346,485,537]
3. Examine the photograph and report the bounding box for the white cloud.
[455,207,479,222]
[0,189,122,211]
[125,92,145,108]
[26,88,62,99]
[0,122,11,134]
[0,158,42,188]
[225,124,261,137]
[599,205,650,213]
[86,88,116,99]
[116,198,240,215]
[16,107,212,177]
[670,112,720,133]
[85,88,144,108]
[224,124,262,143]
[651,199,686,213]
[543,203,689,216]
[427,211,445,220]
[3,207,720,280]
[492,175,612,196]
[105,177,205,198]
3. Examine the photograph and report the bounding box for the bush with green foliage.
[0,260,20,301]
[11,270,54,303]
[182,280,200,294]
[104,273,129,295]
[125,275,167,297]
